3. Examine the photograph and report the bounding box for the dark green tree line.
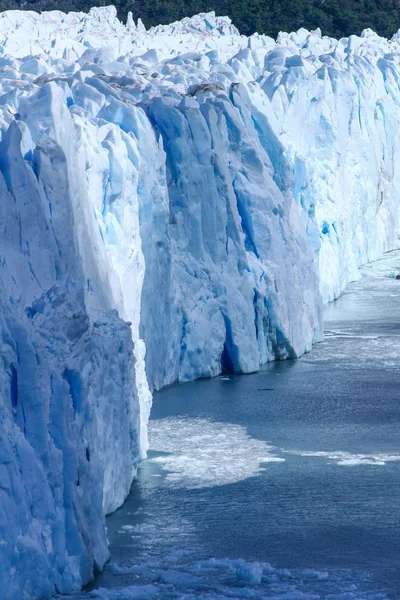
[1,0,400,39]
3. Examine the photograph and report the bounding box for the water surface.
[76,252,400,599]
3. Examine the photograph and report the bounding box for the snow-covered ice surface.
[1,4,400,597]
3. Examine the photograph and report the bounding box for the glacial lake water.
[79,252,400,600]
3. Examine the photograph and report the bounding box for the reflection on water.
[64,252,400,600]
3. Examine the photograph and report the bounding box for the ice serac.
[5,4,400,597]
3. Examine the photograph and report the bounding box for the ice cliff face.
[0,85,143,597]
[2,7,400,303]
[1,4,399,598]
[258,28,400,301]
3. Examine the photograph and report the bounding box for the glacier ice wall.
[3,8,399,309]
[141,85,322,388]
[2,4,400,597]
[242,28,400,301]
[0,80,146,597]
[0,112,141,596]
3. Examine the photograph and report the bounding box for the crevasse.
[0,6,399,598]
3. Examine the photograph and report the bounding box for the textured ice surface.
[148,417,284,488]
[1,4,400,597]
[0,115,141,597]
[0,6,327,398]
[236,562,263,584]
[0,10,325,596]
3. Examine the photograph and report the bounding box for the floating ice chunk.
[236,562,263,585]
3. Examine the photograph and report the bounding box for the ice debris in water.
[236,562,263,584]
[55,553,389,599]
[148,417,284,487]
[284,450,400,466]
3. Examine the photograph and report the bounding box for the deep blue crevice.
[63,369,83,414]
[322,221,330,235]
[221,313,239,374]
[233,191,259,258]
[253,290,259,341]
[10,364,18,408]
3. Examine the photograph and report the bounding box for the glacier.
[0,4,399,598]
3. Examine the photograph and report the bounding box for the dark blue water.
[79,254,400,600]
